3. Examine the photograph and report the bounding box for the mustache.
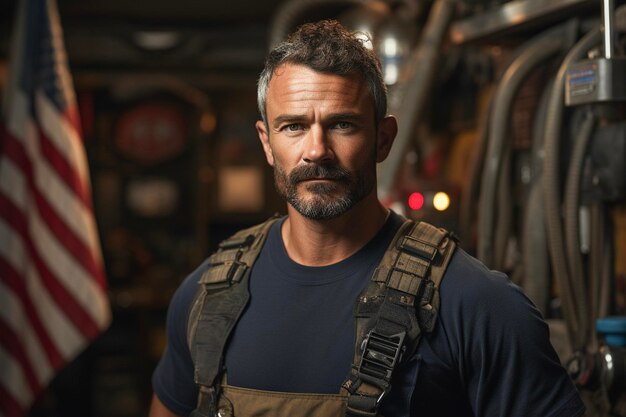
[288,164,351,184]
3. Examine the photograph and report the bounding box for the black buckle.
[218,234,255,250]
[399,235,439,262]
[358,330,406,389]
[225,261,247,284]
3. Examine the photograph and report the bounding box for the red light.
[408,192,424,210]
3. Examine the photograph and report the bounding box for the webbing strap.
[344,220,457,417]
[188,216,279,417]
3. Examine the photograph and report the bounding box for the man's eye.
[283,123,303,132]
[333,121,353,130]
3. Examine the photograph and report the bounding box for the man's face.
[256,64,390,220]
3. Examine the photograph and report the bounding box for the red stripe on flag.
[0,256,64,369]
[0,318,42,394]
[2,129,106,290]
[0,383,25,417]
[1,125,30,173]
[38,126,92,209]
[33,190,106,288]
[0,193,102,340]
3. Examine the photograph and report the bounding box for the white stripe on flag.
[0,157,27,209]
[0,281,53,385]
[0,344,32,409]
[29,210,110,328]
[0,219,86,358]
[25,261,88,359]
[35,90,88,192]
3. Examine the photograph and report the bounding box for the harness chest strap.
[188,217,280,417]
[187,217,457,417]
[342,220,457,417]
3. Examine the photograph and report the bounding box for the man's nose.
[302,126,333,163]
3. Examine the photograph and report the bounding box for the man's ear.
[256,120,275,166]
[376,115,398,163]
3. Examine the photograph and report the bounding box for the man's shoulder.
[217,215,283,248]
[434,247,551,355]
[442,248,518,298]
[172,216,284,311]
[170,259,211,312]
[437,247,538,327]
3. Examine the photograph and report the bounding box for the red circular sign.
[115,103,187,164]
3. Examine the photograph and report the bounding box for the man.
[150,20,585,417]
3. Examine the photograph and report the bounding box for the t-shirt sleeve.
[151,264,206,416]
[441,250,585,417]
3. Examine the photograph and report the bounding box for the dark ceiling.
[0,0,308,90]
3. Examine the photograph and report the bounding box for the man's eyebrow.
[272,114,307,128]
[326,113,365,123]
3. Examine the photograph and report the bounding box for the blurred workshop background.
[1,0,626,416]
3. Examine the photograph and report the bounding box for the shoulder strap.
[187,216,279,417]
[343,219,457,417]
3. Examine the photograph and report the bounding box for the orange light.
[408,192,424,210]
[433,192,450,211]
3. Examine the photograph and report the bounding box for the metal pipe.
[603,0,615,58]
[268,0,370,49]
[377,0,456,199]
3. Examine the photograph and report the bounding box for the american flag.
[0,0,111,416]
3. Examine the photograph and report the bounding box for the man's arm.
[440,250,586,416]
[151,266,207,416]
[149,394,182,417]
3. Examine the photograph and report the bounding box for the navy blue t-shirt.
[152,213,585,417]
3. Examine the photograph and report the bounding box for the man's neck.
[281,195,389,266]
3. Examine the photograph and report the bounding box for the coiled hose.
[590,203,612,325]
[563,109,595,343]
[542,28,601,350]
[521,76,554,315]
[477,24,572,267]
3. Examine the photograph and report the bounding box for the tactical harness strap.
[342,220,456,417]
[188,218,280,417]
[188,216,457,417]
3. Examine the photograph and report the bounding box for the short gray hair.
[257,20,388,126]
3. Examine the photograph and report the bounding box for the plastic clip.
[358,330,406,390]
